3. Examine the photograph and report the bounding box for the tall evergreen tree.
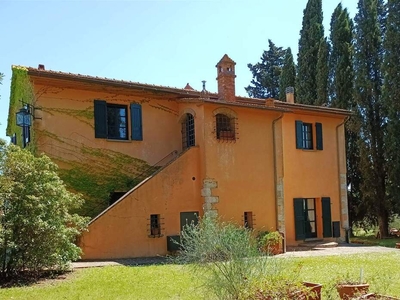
[383,0,400,216]
[354,0,388,236]
[245,40,285,99]
[329,4,364,228]
[296,0,324,105]
[329,4,354,109]
[279,48,296,101]
[315,38,329,106]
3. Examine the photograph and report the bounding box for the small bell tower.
[216,54,236,102]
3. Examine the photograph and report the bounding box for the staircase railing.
[129,150,179,185]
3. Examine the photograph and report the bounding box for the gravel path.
[278,244,400,258]
[72,244,400,269]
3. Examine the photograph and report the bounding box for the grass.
[351,227,400,247]
[1,252,400,299]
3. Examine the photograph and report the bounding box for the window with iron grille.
[150,214,161,236]
[216,113,235,140]
[181,113,195,149]
[244,212,253,229]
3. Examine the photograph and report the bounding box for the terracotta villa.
[7,54,351,259]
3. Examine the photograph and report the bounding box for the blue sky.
[0,0,357,142]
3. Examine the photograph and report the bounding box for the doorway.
[294,198,317,240]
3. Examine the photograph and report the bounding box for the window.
[107,104,128,140]
[181,113,195,149]
[216,113,235,140]
[302,123,313,149]
[295,121,323,150]
[150,214,161,236]
[244,212,253,229]
[94,100,143,141]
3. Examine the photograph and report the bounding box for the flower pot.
[264,242,282,255]
[337,283,369,299]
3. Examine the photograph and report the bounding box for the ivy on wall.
[8,69,159,218]
[6,66,36,153]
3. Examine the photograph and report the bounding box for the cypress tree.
[354,0,388,237]
[278,48,296,101]
[329,4,354,109]
[315,38,329,106]
[245,40,285,99]
[383,0,400,216]
[329,4,364,228]
[296,0,324,105]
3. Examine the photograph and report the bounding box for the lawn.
[1,252,400,299]
[350,231,400,248]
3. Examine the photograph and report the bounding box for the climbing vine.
[8,70,167,218]
[6,66,37,153]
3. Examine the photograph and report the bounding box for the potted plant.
[258,231,283,255]
[336,271,369,299]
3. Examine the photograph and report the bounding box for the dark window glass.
[216,113,235,140]
[302,123,313,149]
[107,105,128,140]
[182,113,195,149]
[150,214,160,235]
[244,212,253,229]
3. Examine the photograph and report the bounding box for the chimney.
[216,54,236,102]
[285,87,294,104]
[38,64,45,70]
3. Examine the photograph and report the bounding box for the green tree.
[383,0,400,217]
[315,38,329,106]
[246,40,285,99]
[354,0,388,236]
[296,0,324,105]
[329,4,365,229]
[278,48,296,101]
[0,141,87,278]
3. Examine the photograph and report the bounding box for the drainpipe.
[272,113,285,252]
[336,116,350,243]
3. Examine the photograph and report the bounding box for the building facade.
[7,55,351,259]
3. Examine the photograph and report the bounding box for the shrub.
[0,142,88,279]
[176,213,280,299]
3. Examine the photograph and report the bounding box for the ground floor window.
[150,214,161,236]
[244,211,253,229]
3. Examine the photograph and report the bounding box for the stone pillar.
[202,178,219,217]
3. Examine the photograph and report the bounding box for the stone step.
[298,241,338,249]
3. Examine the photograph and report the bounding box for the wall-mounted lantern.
[15,105,32,148]
[16,106,32,127]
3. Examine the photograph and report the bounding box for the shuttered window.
[130,103,143,141]
[94,100,143,141]
[295,120,323,150]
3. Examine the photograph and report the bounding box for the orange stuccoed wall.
[282,112,348,245]
[8,59,350,260]
[79,147,202,259]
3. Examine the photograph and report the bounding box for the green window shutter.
[94,100,107,138]
[295,120,303,149]
[316,123,323,150]
[130,103,143,141]
[294,198,306,240]
[322,197,332,238]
